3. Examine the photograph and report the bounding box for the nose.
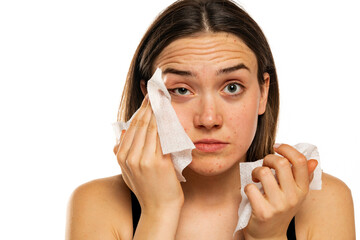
[194,96,223,130]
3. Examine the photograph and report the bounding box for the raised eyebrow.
[216,63,250,75]
[162,68,196,77]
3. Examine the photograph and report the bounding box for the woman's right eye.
[168,87,191,96]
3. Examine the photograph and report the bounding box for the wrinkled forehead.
[153,32,258,74]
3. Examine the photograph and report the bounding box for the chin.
[185,156,238,177]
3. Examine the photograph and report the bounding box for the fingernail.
[273,143,282,149]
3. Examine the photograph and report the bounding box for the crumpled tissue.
[112,68,323,233]
[235,142,322,232]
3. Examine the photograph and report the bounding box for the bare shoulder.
[65,175,133,240]
[296,172,356,239]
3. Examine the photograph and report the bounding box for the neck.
[180,161,241,207]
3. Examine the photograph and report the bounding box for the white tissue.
[112,68,195,182]
[112,69,323,233]
[235,143,322,233]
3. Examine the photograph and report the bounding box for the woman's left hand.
[243,144,318,240]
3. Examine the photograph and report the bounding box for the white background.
[0,0,359,238]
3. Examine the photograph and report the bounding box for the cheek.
[171,103,193,133]
[227,101,259,140]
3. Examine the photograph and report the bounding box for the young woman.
[66,0,355,239]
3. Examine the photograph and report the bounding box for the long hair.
[117,0,279,162]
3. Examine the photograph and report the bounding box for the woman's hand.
[113,96,184,214]
[243,144,318,240]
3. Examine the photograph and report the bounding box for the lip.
[194,139,228,152]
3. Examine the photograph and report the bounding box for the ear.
[258,72,270,115]
[140,80,148,96]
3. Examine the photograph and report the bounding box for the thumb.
[307,159,318,173]
[307,159,318,181]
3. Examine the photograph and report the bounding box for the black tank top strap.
[130,191,296,239]
[130,190,141,235]
[286,217,297,240]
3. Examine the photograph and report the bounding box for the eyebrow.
[162,63,250,77]
[216,63,250,75]
[162,68,195,77]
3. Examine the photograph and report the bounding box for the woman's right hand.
[113,95,184,214]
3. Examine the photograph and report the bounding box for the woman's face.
[151,32,269,176]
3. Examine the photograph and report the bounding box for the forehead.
[153,32,257,73]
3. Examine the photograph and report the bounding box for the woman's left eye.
[223,83,243,95]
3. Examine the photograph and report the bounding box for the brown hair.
[117,0,279,162]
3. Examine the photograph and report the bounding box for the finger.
[116,97,149,172]
[141,112,158,167]
[154,128,173,166]
[113,144,118,155]
[252,166,282,203]
[307,159,318,174]
[117,130,133,175]
[118,131,134,188]
[308,159,318,182]
[125,101,151,170]
[115,129,127,160]
[263,154,295,192]
[113,130,126,155]
[127,101,153,168]
[244,183,270,217]
[273,144,309,190]
[155,126,164,156]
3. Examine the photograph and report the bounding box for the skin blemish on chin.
[215,162,222,169]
